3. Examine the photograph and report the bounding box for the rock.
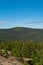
[0,56,23,65]
[0,62,3,65]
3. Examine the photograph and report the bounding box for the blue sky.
[0,0,43,29]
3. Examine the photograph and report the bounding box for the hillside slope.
[0,27,43,41]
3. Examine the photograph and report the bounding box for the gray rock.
[12,63,16,65]
[0,62,3,65]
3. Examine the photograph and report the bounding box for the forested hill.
[0,27,43,41]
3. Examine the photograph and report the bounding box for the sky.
[0,0,43,29]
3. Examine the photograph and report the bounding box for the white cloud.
[0,21,7,25]
[26,21,43,24]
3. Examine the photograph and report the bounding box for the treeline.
[0,40,43,65]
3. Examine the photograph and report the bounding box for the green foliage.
[0,40,43,65]
[23,62,28,65]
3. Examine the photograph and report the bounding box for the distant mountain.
[0,27,43,41]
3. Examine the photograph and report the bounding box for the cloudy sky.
[0,0,43,29]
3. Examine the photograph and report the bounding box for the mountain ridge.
[0,27,43,41]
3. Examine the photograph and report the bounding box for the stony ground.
[0,56,23,65]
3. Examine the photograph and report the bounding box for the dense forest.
[0,27,43,41]
[0,40,43,65]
